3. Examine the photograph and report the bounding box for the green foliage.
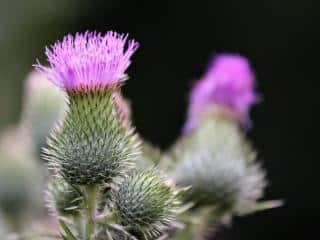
[44,88,140,185]
[59,218,78,240]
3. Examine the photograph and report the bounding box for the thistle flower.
[35,31,139,92]
[114,170,181,239]
[36,30,141,185]
[184,54,260,133]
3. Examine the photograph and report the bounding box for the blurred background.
[0,0,318,239]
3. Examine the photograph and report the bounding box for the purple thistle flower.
[184,54,260,133]
[34,30,139,92]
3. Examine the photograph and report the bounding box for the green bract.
[171,115,266,214]
[44,88,140,185]
[114,170,180,239]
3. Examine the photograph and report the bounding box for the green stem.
[85,185,97,240]
[73,213,83,238]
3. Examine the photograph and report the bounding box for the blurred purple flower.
[35,30,139,92]
[184,54,260,133]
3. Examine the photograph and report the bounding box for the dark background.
[0,0,318,239]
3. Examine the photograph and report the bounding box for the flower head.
[35,30,139,92]
[184,54,260,133]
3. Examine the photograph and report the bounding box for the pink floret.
[184,54,260,133]
[35,30,139,92]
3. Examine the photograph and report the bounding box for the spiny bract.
[44,88,140,185]
[114,170,180,239]
[172,115,266,213]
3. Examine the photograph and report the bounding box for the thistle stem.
[73,213,83,238]
[85,185,97,240]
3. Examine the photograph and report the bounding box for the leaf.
[237,200,284,216]
[59,219,78,240]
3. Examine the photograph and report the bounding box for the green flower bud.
[44,88,140,185]
[171,115,267,214]
[174,151,245,210]
[114,170,180,239]
[46,179,83,216]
